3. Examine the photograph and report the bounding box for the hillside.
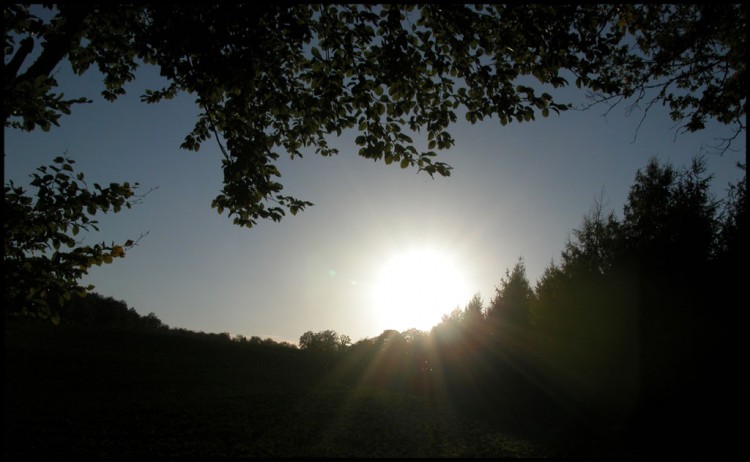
[4,318,552,458]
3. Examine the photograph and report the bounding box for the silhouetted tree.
[530,261,563,330]
[141,312,165,331]
[713,167,747,362]
[486,258,533,337]
[6,5,744,320]
[528,155,743,454]
[531,201,639,424]
[717,164,747,263]
[5,5,744,228]
[618,156,746,456]
[430,306,463,345]
[298,329,349,353]
[463,293,486,331]
[53,291,167,331]
[620,158,717,391]
[560,197,622,278]
[622,157,718,267]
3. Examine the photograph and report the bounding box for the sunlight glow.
[370,247,472,332]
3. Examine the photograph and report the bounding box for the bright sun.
[370,247,472,332]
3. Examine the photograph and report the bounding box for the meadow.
[4,318,562,458]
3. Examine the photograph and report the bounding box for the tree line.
[29,290,298,349]
[8,153,744,454]
[55,153,743,429]
[298,155,747,453]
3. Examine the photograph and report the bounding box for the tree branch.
[4,37,35,85]
[13,6,91,86]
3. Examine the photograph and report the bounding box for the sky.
[5,45,745,345]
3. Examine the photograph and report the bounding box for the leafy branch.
[3,156,153,322]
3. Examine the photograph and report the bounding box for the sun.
[370,247,472,332]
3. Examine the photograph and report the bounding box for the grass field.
[9,318,745,458]
[4,319,555,458]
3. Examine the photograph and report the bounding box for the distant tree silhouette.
[56,291,167,331]
[561,197,622,278]
[430,306,463,345]
[298,329,350,353]
[430,294,486,361]
[486,258,533,338]
[530,261,565,330]
[463,293,486,331]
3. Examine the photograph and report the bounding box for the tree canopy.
[298,329,351,353]
[5,4,745,227]
[4,4,746,320]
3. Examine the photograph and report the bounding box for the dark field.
[4,319,560,458]
[5,318,745,458]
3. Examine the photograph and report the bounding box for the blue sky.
[5,56,745,344]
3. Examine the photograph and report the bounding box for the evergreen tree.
[487,258,533,335]
[462,293,486,335]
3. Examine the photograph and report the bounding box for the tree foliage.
[536,156,727,342]
[560,197,622,278]
[622,156,720,268]
[431,293,485,347]
[298,329,350,353]
[487,258,533,331]
[59,291,165,330]
[717,163,747,264]
[3,156,146,322]
[530,156,746,437]
[5,4,745,227]
[584,4,746,146]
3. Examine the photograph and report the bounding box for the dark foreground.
[3,318,744,458]
[3,320,551,457]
